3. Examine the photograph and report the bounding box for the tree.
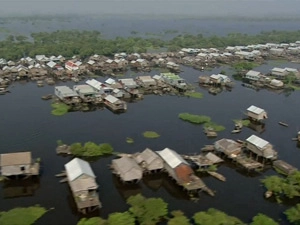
[83,141,101,156]
[127,194,168,225]
[70,142,84,156]
[193,208,245,225]
[77,217,107,225]
[285,204,300,225]
[250,213,279,225]
[99,143,114,154]
[168,210,190,225]
[107,212,135,225]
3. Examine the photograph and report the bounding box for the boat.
[279,121,288,127]
[264,190,273,198]
[207,171,226,182]
[231,129,241,134]
[41,94,53,100]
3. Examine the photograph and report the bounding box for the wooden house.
[156,148,206,192]
[111,156,143,183]
[133,148,164,173]
[245,135,277,160]
[103,95,127,112]
[54,86,80,104]
[160,73,187,91]
[246,105,268,121]
[73,84,99,103]
[65,158,101,214]
[271,67,288,79]
[245,70,262,82]
[214,139,242,158]
[273,160,297,175]
[135,76,156,87]
[0,152,39,177]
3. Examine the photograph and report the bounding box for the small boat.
[207,171,226,182]
[264,190,273,198]
[41,94,53,100]
[279,122,288,127]
[231,129,241,134]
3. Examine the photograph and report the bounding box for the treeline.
[1,29,300,60]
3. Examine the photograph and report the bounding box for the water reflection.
[112,175,142,200]
[2,177,40,199]
[247,121,266,134]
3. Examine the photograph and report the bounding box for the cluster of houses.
[243,66,300,90]
[54,73,188,112]
[1,40,300,90]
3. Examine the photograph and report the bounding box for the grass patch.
[126,137,134,144]
[203,122,225,132]
[143,131,160,138]
[0,206,48,225]
[179,113,211,124]
[233,119,251,126]
[184,92,203,99]
[51,102,70,116]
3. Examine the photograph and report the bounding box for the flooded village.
[2,35,300,224]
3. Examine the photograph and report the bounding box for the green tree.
[77,217,107,225]
[70,142,84,156]
[250,213,278,225]
[83,141,101,156]
[285,204,300,225]
[168,210,190,225]
[107,212,135,225]
[127,194,168,225]
[99,143,114,154]
[193,208,244,225]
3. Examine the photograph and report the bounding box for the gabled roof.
[156,148,188,168]
[104,95,119,104]
[0,152,31,167]
[246,135,269,149]
[65,158,95,182]
[86,79,104,91]
[246,70,261,77]
[247,105,265,115]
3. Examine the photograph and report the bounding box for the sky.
[0,0,300,18]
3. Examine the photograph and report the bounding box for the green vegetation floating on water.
[69,141,114,157]
[203,122,225,132]
[2,30,300,59]
[233,119,251,126]
[261,171,300,202]
[284,204,300,225]
[51,102,70,116]
[233,62,259,73]
[126,137,134,144]
[184,91,204,99]
[143,131,160,138]
[179,113,211,124]
[0,206,47,225]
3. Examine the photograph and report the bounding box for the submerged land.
[1,15,300,225]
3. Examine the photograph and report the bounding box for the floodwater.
[1,17,300,225]
[1,63,300,225]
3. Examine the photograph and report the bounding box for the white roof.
[156,148,188,168]
[47,61,56,68]
[104,95,119,104]
[246,70,261,77]
[65,158,96,182]
[247,105,265,115]
[271,67,286,73]
[246,135,269,149]
[86,79,103,91]
[105,78,116,85]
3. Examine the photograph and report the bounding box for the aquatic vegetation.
[184,91,204,99]
[178,113,211,124]
[233,119,251,127]
[143,131,160,138]
[126,137,134,144]
[70,142,114,157]
[203,122,225,132]
[285,204,300,225]
[0,206,47,225]
[51,102,70,116]
[250,213,279,225]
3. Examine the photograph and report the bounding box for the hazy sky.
[0,0,300,18]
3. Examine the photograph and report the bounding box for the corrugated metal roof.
[86,79,103,91]
[156,148,188,168]
[65,158,95,182]
[246,135,269,149]
[0,152,31,167]
[247,105,265,115]
[55,86,78,97]
[246,70,261,77]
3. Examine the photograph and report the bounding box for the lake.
[1,17,300,225]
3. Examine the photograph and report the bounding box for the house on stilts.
[64,158,101,214]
